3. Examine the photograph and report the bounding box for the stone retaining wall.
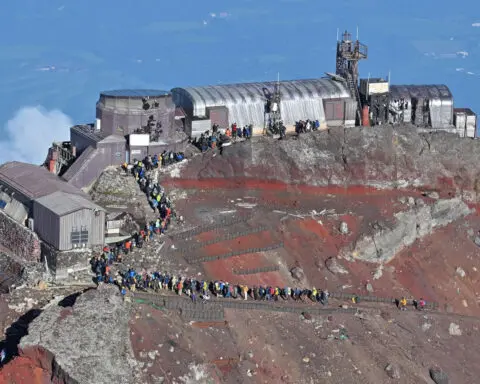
[41,242,92,280]
[0,210,40,262]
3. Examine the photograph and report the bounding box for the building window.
[71,226,89,245]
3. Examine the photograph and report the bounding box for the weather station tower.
[335,29,368,124]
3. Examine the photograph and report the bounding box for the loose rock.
[429,367,449,384]
[421,322,432,332]
[290,267,305,281]
[385,363,401,379]
[456,267,466,278]
[301,312,312,321]
[475,236,480,247]
[448,322,462,336]
[339,222,349,234]
[325,257,349,275]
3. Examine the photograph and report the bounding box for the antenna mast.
[335,29,368,125]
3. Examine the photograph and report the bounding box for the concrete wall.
[41,242,93,280]
[96,95,175,140]
[0,209,41,262]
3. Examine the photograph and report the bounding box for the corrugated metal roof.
[390,84,452,100]
[34,190,105,216]
[100,89,170,98]
[172,78,352,129]
[0,162,89,200]
[172,78,350,108]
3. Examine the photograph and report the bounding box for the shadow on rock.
[58,287,96,308]
[0,308,42,366]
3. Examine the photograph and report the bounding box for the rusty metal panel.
[207,106,229,129]
[324,99,344,121]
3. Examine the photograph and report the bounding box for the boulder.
[340,198,472,263]
[339,222,349,234]
[19,285,141,384]
[456,267,466,278]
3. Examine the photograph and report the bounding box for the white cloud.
[472,23,480,27]
[0,106,72,165]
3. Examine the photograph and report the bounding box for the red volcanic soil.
[202,252,285,287]
[2,176,480,383]
[0,355,51,384]
[168,180,480,317]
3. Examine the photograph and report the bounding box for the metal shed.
[389,84,453,128]
[171,78,354,135]
[33,191,105,251]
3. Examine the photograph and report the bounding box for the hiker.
[242,285,248,300]
[283,287,291,300]
[320,290,329,305]
[310,287,318,302]
[415,297,426,310]
[399,297,407,310]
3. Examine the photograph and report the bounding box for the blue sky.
[0,0,478,163]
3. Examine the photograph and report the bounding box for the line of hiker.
[115,271,333,305]
[94,268,330,304]
[127,159,178,222]
[97,268,428,311]
[122,151,185,173]
[190,123,253,153]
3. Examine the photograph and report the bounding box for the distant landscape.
[0,1,479,163]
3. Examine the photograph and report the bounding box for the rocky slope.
[16,285,141,384]
[167,125,480,199]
